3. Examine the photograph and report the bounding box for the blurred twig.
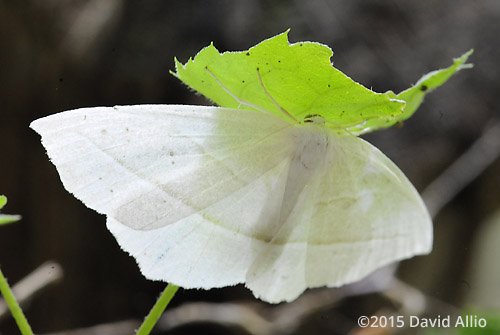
[61,0,123,63]
[349,279,459,335]
[40,320,140,335]
[157,287,341,335]
[422,118,500,218]
[0,261,63,321]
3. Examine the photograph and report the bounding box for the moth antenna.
[205,67,271,115]
[322,110,399,135]
[256,68,298,123]
[345,114,398,135]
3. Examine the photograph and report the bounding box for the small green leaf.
[0,196,21,225]
[173,31,471,135]
[385,49,473,128]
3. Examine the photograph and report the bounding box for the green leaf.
[0,215,21,225]
[457,311,500,335]
[173,31,471,135]
[0,195,21,225]
[174,31,405,135]
[385,49,473,128]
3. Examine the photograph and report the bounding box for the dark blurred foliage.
[0,0,498,334]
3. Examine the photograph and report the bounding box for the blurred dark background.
[1,0,499,334]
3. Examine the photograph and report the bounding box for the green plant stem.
[0,267,33,335]
[136,283,179,335]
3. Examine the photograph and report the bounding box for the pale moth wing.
[31,105,294,230]
[31,104,432,303]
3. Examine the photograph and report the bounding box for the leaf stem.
[0,267,34,335]
[136,283,179,335]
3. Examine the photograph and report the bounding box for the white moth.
[31,102,432,303]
